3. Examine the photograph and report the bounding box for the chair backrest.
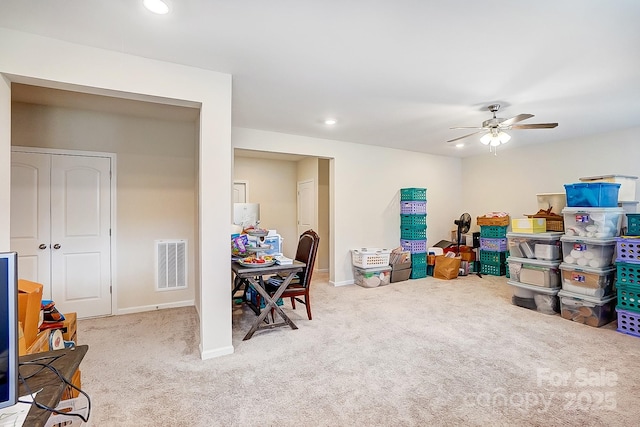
[294,229,320,288]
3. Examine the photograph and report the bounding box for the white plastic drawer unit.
[560,236,616,268]
[506,232,563,261]
[507,256,561,288]
[562,207,624,239]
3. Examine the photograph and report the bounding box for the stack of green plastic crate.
[479,225,508,276]
[615,213,640,338]
[400,188,427,279]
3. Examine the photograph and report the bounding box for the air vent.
[155,239,187,291]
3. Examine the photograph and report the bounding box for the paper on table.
[0,392,37,427]
[275,255,293,265]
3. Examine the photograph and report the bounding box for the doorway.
[11,148,114,318]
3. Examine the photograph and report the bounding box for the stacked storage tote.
[614,213,640,337]
[400,188,427,279]
[557,182,623,327]
[477,215,510,276]
[506,219,564,315]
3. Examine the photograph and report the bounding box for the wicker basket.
[477,215,510,227]
[526,209,564,232]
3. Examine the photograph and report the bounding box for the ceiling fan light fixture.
[498,131,511,144]
[481,130,510,147]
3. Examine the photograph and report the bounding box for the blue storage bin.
[564,182,620,207]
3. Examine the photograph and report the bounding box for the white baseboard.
[116,299,195,316]
[331,279,354,287]
[200,344,234,360]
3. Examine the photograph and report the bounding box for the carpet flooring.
[78,272,640,426]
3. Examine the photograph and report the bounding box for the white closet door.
[50,154,112,318]
[10,152,52,298]
[297,179,316,237]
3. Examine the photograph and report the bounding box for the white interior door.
[10,152,52,297]
[10,151,112,318]
[233,181,248,203]
[50,155,112,318]
[297,179,316,237]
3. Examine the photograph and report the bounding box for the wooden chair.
[265,229,320,320]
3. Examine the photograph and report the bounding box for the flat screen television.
[0,252,18,409]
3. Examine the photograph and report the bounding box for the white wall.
[0,75,9,249]
[233,156,298,256]
[232,127,464,285]
[461,128,640,232]
[318,159,330,271]
[0,29,232,359]
[11,102,197,312]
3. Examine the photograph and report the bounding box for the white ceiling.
[2,0,639,158]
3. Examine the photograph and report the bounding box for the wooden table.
[19,345,89,427]
[231,260,305,340]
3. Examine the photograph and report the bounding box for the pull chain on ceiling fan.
[448,104,558,154]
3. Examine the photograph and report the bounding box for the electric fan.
[453,213,472,254]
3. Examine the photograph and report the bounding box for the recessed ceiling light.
[456,143,464,148]
[324,119,337,125]
[143,0,169,14]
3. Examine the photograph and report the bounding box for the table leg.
[242,271,299,340]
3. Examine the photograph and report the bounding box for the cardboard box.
[18,279,44,348]
[18,322,27,356]
[26,329,50,355]
[512,218,547,234]
[62,312,78,343]
[61,370,82,400]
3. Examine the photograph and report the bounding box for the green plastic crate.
[617,283,640,314]
[627,214,640,236]
[401,227,427,240]
[480,225,508,238]
[410,253,427,266]
[400,214,427,228]
[481,262,506,276]
[479,250,508,264]
[411,265,428,279]
[400,187,427,201]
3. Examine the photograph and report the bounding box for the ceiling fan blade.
[511,123,558,129]
[499,113,534,126]
[450,126,485,130]
[447,130,486,143]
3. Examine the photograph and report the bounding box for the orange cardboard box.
[18,322,27,356]
[62,312,77,343]
[18,279,44,348]
[62,370,82,400]
[26,329,50,355]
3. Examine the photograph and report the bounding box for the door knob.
[39,244,48,250]
[53,244,61,250]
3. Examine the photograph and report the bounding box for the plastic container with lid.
[562,207,624,239]
[558,290,617,327]
[561,236,616,268]
[507,257,561,288]
[559,263,616,298]
[507,280,560,315]
[353,266,392,288]
[579,175,637,202]
[564,182,621,207]
[507,232,563,260]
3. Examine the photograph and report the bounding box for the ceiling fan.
[447,104,558,149]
